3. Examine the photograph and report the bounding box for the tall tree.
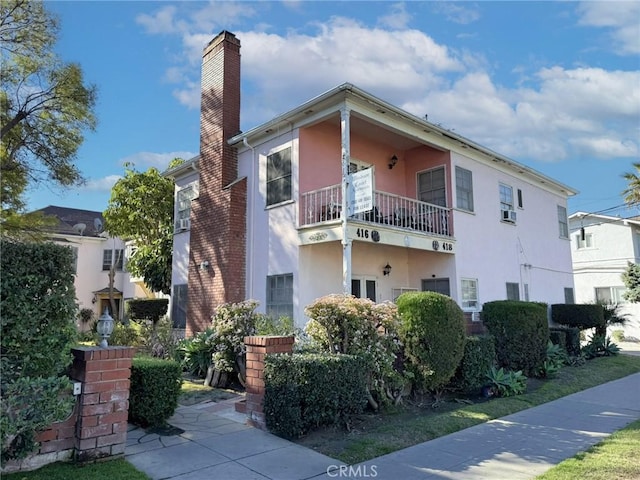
[103,161,182,294]
[622,162,640,207]
[0,0,97,235]
[622,262,640,303]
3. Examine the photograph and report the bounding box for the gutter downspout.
[243,137,256,300]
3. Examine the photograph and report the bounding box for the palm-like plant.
[622,162,640,207]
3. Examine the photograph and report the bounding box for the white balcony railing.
[300,184,452,237]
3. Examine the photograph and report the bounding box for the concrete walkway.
[126,361,640,480]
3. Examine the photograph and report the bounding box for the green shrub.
[126,298,169,323]
[449,335,496,394]
[263,353,368,438]
[305,294,404,408]
[482,300,549,376]
[255,315,296,336]
[485,366,527,397]
[110,321,145,347]
[177,328,216,377]
[549,328,568,351]
[397,291,466,393]
[551,304,605,332]
[565,327,581,356]
[1,240,77,461]
[582,335,621,359]
[129,357,182,427]
[537,341,567,378]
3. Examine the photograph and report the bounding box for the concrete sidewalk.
[126,370,640,480]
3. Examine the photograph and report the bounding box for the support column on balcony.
[340,106,352,295]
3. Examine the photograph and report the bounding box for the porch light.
[388,155,398,170]
[383,263,392,276]
[96,308,114,348]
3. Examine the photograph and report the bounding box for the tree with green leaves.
[0,0,97,236]
[622,162,640,207]
[622,262,640,303]
[104,161,182,294]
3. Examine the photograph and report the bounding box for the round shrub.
[129,357,182,427]
[551,304,604,331]
[396,291,466,392]
[449,335,496,394]
[482,301,549,376]
[304,294,404,408]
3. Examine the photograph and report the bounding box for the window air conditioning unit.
[501,209,516,223]
[178,218,190,230]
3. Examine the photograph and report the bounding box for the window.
[557,205,569,238]
[524,283,530,301]
[266,147,292,206]
[422,278,450,296]
[517,188,523,208]
[595,286,627,305]
[499,184,514,211]
[455,167,474,212]
[176,183,199,231]
[576,232,594,249]
[506,282,520,301]
[392,287,418,302]
[352,278,376,302]
[171,284,188,329]
[564,287,575,304]
[461,278,478,309]
[102,249,123,271]
[418,167,446,206]
[266,274,294,319]
[349,159,371,173]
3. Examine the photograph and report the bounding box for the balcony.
[300,184,454,250]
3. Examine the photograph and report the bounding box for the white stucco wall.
[170,170,199,287]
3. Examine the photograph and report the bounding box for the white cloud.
[118,151,198,170]
[577,1,640,55]
[378,3,412,29]
[82,175,122,192]
[432,2,481,25]
[136,5,182,35]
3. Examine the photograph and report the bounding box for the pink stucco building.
[166,31,578,336]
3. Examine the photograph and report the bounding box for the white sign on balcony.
[348,168,373,216]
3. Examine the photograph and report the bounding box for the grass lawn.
[3,459,149,480]
[295,355,640,464]
[535,419,640,480]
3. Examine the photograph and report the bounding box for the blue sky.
[29,1,639,217]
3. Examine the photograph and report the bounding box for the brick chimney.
[186,31,247,336]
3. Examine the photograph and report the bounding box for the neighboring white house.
[36,206,149,329]
[166,31,578,337]
[569,212,640,340]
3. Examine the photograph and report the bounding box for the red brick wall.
[187,31,247,336]
[243,336,295,430]
[3,346,135,474]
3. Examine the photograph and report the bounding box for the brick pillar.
[187,30,246,337]
[243,336,294,430]
[70,346,135,462]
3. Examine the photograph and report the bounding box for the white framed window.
[392,287,418,303]
[267,273,294,319]
[349,158,371,173]
[461,278,478,310]
[455,166,474,212]
[176,183,198,231]
[576,232,594,249]
[266,147,292,206]
[595,286,627,305]
[352,277,377,302]
[557,205,569,238]
[506,282,520,301]
[102,249,123,271]
[70,246,79,273]
[418,166,446,207]
[499,183,514,211]
[564,287,575,304]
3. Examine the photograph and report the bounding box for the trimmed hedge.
[397,292,466,392]
[449,335,496,394]
[482,301,549,376]
[263,353,368,438]
[126,298,169,323]
[551,304,604,331]
[129,357,182,427]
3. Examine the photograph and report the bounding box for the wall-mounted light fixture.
[383,263,392,276]
[199,260,210,271]
[388,154,398,170]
